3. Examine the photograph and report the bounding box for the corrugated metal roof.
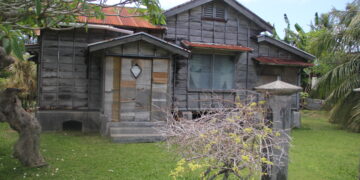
[77,7,165,30]
[182,40,253,52]
[254,57,314,67]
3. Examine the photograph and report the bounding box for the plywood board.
[112,57,121,122]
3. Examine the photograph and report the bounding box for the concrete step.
[110,127,160,135]
[109,121,166,128]
[111,134,164,143]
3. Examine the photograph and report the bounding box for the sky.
[159,0,352,38]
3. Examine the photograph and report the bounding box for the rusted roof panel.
[254,57,314,67]
[77,7,165,30]
[182,40,253,52]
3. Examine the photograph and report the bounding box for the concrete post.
[255,78,302,180]
[267,95,293,180]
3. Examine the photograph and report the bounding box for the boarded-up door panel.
[120,58,152,121]
[134,60,152,121]
[151,59,169,121]
[120,58,136,121]
[112,57,121,122]
[107,57,170,122]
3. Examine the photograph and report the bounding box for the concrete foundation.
[37,110,101,133]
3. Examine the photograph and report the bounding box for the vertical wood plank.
[151,59,170,121]
[134,59,152,121]
[104,56,114,121]
[120,58,136,121]
[112,57,121,122]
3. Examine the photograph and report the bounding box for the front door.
[107,57,170,122]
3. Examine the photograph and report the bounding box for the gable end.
[164,0,273,32]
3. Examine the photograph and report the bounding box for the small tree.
[161,96,290,180]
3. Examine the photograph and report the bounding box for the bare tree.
[160,94,290,180]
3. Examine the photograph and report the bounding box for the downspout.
[58,23,134,34]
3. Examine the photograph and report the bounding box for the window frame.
[187,53,237,92]
[202,3,227,22]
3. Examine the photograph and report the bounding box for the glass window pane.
[213,55,234,90]
[189,54,212,89]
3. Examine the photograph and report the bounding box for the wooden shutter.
[215,5,225,19]
[203,4,214,18]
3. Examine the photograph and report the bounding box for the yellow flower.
[244,128,252,133]
[264,127,272,134]
[275,132,281,137]
[242,155,250,162]
[259,100,266,105]
[250,102,257,107]
[188,162,202,171]
[176,158,186,166]
[227,118,235,123]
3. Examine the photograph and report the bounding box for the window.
[203,4,214,18]
[202,4,226,20]
[215,6,225,19]
[189,54,235,90]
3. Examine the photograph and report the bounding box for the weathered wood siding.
[104,40,170,58]
[166,1,302,110]
[39,29,124,110]
[165,2,262,45]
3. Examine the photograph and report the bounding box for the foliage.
[161,98,289,180]
[276,1,360,132]
[3,55,37,110]
[312,0,360,132]
[313,55,360,132]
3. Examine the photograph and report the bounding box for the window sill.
[188,89,237,93]
[201,17,227,23]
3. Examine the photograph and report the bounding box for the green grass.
[289,110,360,180]
[0,110,359,179]
[0,126,178,180]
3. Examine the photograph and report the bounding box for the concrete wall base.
[37,110,101,133]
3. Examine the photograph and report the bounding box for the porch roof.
[257,35,316,61]
[181,40,253,52]
[88,32,190,57]
[253,56,314,67]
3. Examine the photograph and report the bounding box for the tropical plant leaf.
[35,0,41,16]
[10,36,24,60]
[2,38,11,55]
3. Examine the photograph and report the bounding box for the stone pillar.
[255,78,302,180]
[267,95,292,180]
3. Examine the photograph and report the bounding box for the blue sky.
[160,0,352,38]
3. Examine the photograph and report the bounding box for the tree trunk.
[0,88,47,167]
[0,47,15,69]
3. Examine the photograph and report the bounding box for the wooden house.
[29,0,315,142]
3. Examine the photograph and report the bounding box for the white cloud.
[159,0,190,10]
[237,0,257,5]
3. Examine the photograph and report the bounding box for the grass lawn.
[288,110,360,180]
[0,126,179,180]
[0,110,359,179]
